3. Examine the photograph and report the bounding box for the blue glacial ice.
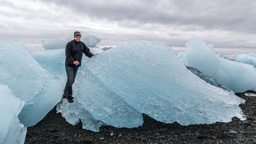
[89,48,104,55]
[185,66,232,92]
[42,37,71,50]
[57,42,245,132]
[31,49,66,75]
[178,36,256,93]
[84,35,104,54]
[0,85,27,144]
[235,53,256,67]
[0,42,63,127]
[84,35,101,48]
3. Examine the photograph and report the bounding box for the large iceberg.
[0,42,62,127]
[178,36,256,93]
[235,53,256,67]
[0,85,27,144]
[57,42,245,132]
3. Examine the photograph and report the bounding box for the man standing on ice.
[63,31,94,103]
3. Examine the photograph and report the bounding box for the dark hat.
[74,31,81,37]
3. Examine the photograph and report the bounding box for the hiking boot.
[62,94,67,99]
[67,96,74,103]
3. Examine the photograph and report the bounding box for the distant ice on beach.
[42,37,71,50]
[245,93,256,97]
[84,35,101,48]
[40,35,104,54]
[235,53,256,67]
[178,36,256,93]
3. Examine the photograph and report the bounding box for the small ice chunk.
[245,93,256,97]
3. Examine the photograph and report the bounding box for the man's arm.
[66,42,75,63]
[82,42,94,58]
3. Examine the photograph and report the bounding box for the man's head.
[74,31,81,42]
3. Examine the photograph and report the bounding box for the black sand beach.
[25,92,256,144]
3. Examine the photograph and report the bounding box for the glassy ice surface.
[0,42,62,127]
[178,36,256,93]
[0,85,27,144]
[57,42,245,132]
[235,53,256,67]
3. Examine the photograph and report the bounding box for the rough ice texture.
[179,36,256,93]
[0,42,62,127]
[235,53,256,67]
[57,42,245,132]
[0,85,27,144]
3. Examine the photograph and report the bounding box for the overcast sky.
[0,0,255,48]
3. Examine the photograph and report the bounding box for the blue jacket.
[65,40,94,67]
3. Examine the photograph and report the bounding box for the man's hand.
[73,61,80,66]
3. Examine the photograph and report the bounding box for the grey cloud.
[0,0,255,49]
[41,0,256,34]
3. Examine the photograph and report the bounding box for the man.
[63,31,94,103]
